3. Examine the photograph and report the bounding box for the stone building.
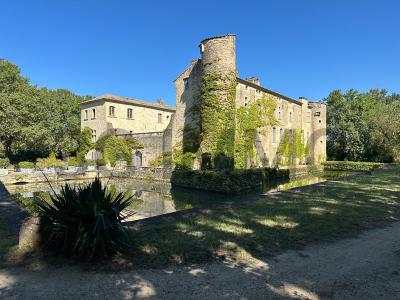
[81,94,175,166]
[81,34,326,168]
[172,34,326,167]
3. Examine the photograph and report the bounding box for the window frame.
[127,108,133,119]
[109,106,115,117]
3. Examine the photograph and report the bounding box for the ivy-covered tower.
[198,34,237,168]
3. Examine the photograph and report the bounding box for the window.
[127,108,133,119]
[278,111,281,120]
[280,128,283,139]
[314,111,321,116]
[92,130,97,143]
[91,108,96,119]
[244,97,248,106]
[272,127,276,143]
[289,111,292,122]
[109,106,115,117]
[158,113,162,123]
[183,78,189,88]
[84,110,88,120]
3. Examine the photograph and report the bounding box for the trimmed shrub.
[18,161,35,169]
[67,157,80,167]
[36,153,66,169]
[34,177,134,260]
[322,161,384,172]
[171,167,289,193]
[0,158,10,169]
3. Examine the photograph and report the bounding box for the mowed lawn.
[129,165,400,267]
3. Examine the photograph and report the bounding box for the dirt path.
[1,221,400,299]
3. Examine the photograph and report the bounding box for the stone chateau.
[81,34,326,168]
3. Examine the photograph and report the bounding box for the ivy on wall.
[277,129,309,166]
[235,95,278,169]
[95,134,143,167]
[198,72,237,169]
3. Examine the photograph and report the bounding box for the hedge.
[322,161,384,172]
[0,158,10,169]
[18,161,35,168]
[171,168,289,193]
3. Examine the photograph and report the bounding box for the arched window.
[92,108,96,119]
[134,151,142,167]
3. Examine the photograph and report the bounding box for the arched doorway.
[134,151,142,167]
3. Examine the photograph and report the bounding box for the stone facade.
[172,34,327,167]
[81,94,175,166]
[81,34,326,169]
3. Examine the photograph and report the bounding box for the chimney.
[245,77,260,86]
[156,98,164,105]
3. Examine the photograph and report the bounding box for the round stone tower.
[198,34,237,169]
[200,34,237,76]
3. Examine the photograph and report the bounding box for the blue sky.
[1,0,399,106]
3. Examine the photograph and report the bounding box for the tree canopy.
[0,58,91,162]
[326,89,400,162]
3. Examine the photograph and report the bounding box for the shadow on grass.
[128,165,400,267]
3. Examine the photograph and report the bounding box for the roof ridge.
[86,94,176,111]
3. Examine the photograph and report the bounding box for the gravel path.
[1,221,400,299]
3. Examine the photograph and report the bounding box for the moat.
[7,171,357,221]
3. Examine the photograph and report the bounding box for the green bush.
[76,127,94,164]
[34,177,134,260]
[148,152,172,167]
[0,158,10,169]
[85,159,106,167]
[18,161,35,169]
[171,167,289,193]
[36,153,66,169]
[322,161,384,171]
[95,135,133,167]
[67,157,80,167]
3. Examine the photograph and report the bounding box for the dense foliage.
[235,95,277,168]
[326,89,400,162]
[171,167,289,193]
[278,129,309,166]
[0,59,91,162]
[34,177,134,260]
[36,153,66,169]
[199,72,237,169]
[322,161,384,171]
[95,134,143,166]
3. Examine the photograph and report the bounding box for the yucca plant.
[34,177,134,260]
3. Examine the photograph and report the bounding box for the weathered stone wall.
[125,132,165,167]
[198,35,237,160]
[172,60,203,153]
[310,102,327,163]
[123,166,172,180]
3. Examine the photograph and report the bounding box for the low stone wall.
[122,166,172,181]
[0,170,113,185]
[0,166,173,185]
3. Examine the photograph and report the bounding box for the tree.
[326,89,400,162]
[0,58,90,161]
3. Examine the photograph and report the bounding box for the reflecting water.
[8,171,358,221]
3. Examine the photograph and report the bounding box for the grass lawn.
[128,164,400,267]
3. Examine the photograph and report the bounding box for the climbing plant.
[277,129,309,165]
[234,95,278,169]
[199,72,237,169]
[95,134,143,167]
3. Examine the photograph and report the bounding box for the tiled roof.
[82,94,176,112]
